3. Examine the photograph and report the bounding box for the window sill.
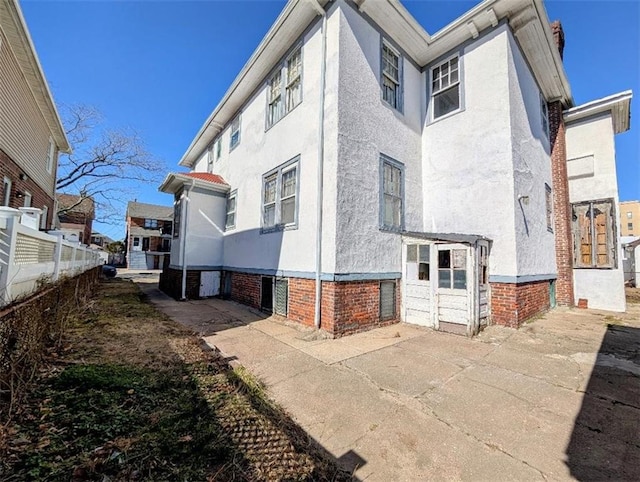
[229,142,240,153]
[380,225,403,234]
[265,101,302,132]
[427,107,464,126]
[261,223,298,234]
[225,226,236,232]
[381,98,403,116]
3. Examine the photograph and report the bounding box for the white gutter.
[180,179,195,300]
[310,0,327,329]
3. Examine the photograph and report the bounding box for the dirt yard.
[0,279,350,481]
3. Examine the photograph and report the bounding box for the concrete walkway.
[136,278,640,481]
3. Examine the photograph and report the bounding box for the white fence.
[0,208,101,306]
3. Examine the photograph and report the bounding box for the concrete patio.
[136,277,640,481]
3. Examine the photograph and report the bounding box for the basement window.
[572,199,616,269]
[380,281,396,320]
[431,55,460,120]
[274,278,288,316]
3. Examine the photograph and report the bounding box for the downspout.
[310,0,327,329]
[181,179,195,300]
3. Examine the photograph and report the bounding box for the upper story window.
[545,184,553,232]
[381,41,402,111]
[225,190,237,230]
[266,46,303,128]
[627,211,633,219]
[230,115,241,151]
[215,138,222,160]
[380,155,404,231]
[572,199,616,269]
[262,158,299,231]
[46,138,56,174]
[23,191,32,208]
[207,145,214,173]
[173,192,182,238]
[144,218,158,229]
[431,56,460,120]
[540,94,549,138]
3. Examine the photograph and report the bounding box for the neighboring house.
[622,236,640,287]
[90,231,114,248]
[55,193,95,244]
[619,200,640,236]
[160,0,632,337]
[125,201,173,270]
[0,0,70,229]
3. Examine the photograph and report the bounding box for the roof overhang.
[159,172,230,195]
[563,90,632,134]
[403,231,492,245]
[0,0,70,152]
[179,0,572,168]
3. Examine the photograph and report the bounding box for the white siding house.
[160,0,632,337]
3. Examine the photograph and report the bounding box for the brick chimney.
[550,20,565,60]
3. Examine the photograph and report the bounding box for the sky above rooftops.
[20,0,639,240]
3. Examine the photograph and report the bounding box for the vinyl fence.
[0,208,101,306]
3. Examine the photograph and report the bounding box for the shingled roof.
[56,193,95,217]
[126,201,173,221]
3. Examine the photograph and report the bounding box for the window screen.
[380,281,396,320]
[274,278,288,316]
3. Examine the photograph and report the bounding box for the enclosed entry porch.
[401,234,490,336]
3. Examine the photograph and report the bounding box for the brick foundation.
[228,272,400,338]
[490,280,551,328]
[0,148,55,229]
[159,267,202,300]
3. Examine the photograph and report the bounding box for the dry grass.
[626,287,640,304]
[1,279,351,481]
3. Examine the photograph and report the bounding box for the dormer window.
[431,56,460,119]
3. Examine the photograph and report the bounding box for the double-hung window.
[286,48,302,111]
[215,139,222,161]
[431,56,460,119]
[540,94,550,138]
[225,191,237,230]
[572,199,616,268]
[381,41,402,111]
[380,156,404,231]
[266,46,303,128]
[207,145,214,172]
[46,138,55,174]
[144,218,158,229]
[262,159,299,231]
[230,115,241,150]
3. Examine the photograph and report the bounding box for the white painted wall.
[334,1,422,275]
[191,4,342,275]
[506,32,557,277]
[422,25,517,277]
[183,188,226,268]
[566,113,626,312]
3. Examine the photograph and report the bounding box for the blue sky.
[20,0,639,240]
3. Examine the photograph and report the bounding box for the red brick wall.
[230,272,261,309]
[0,148,54,229]
[548,101,574,306]
[490,280,551,328]
[159,267,201,300]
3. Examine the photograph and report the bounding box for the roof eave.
[159,173,230,194]
[1,0,71,152]
[563,90,633,134]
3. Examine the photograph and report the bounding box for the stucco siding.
[334,2,422,275]
[506,30,557,277]
[0,27,57,197]
[566,113,625,312]
[192,6,341,275]
[422,25,516,277]
[184,188,226,268]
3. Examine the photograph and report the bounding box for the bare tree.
[56,104,166,223]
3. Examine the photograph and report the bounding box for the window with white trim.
[46,138,56,174]
[23,191,32,208]
[540,94,549,138]
[207,145,214,173]
[230,115,241,150]
[431,56,460,119]
[266,46,303,128]
[545,183,553,232]
[627,211,632,219]
[225,191,237,230]
[144,219,158,229]
[380,156,403,230]
[572,199,616,269]
[381,41,402,111]
[262,160,299,231]
[2,177,11,206]
[215,138,222,160]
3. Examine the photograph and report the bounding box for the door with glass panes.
[436,244,471,326]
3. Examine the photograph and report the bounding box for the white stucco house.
[159,0,632,337]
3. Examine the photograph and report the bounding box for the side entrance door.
[199,271,221,298]
[403,243,433,327]
[435,243,472,329]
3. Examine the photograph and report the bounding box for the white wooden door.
[132,236,142,252]
[199,271,220,298]
[403,243,433,327]
[436,244,471,326]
